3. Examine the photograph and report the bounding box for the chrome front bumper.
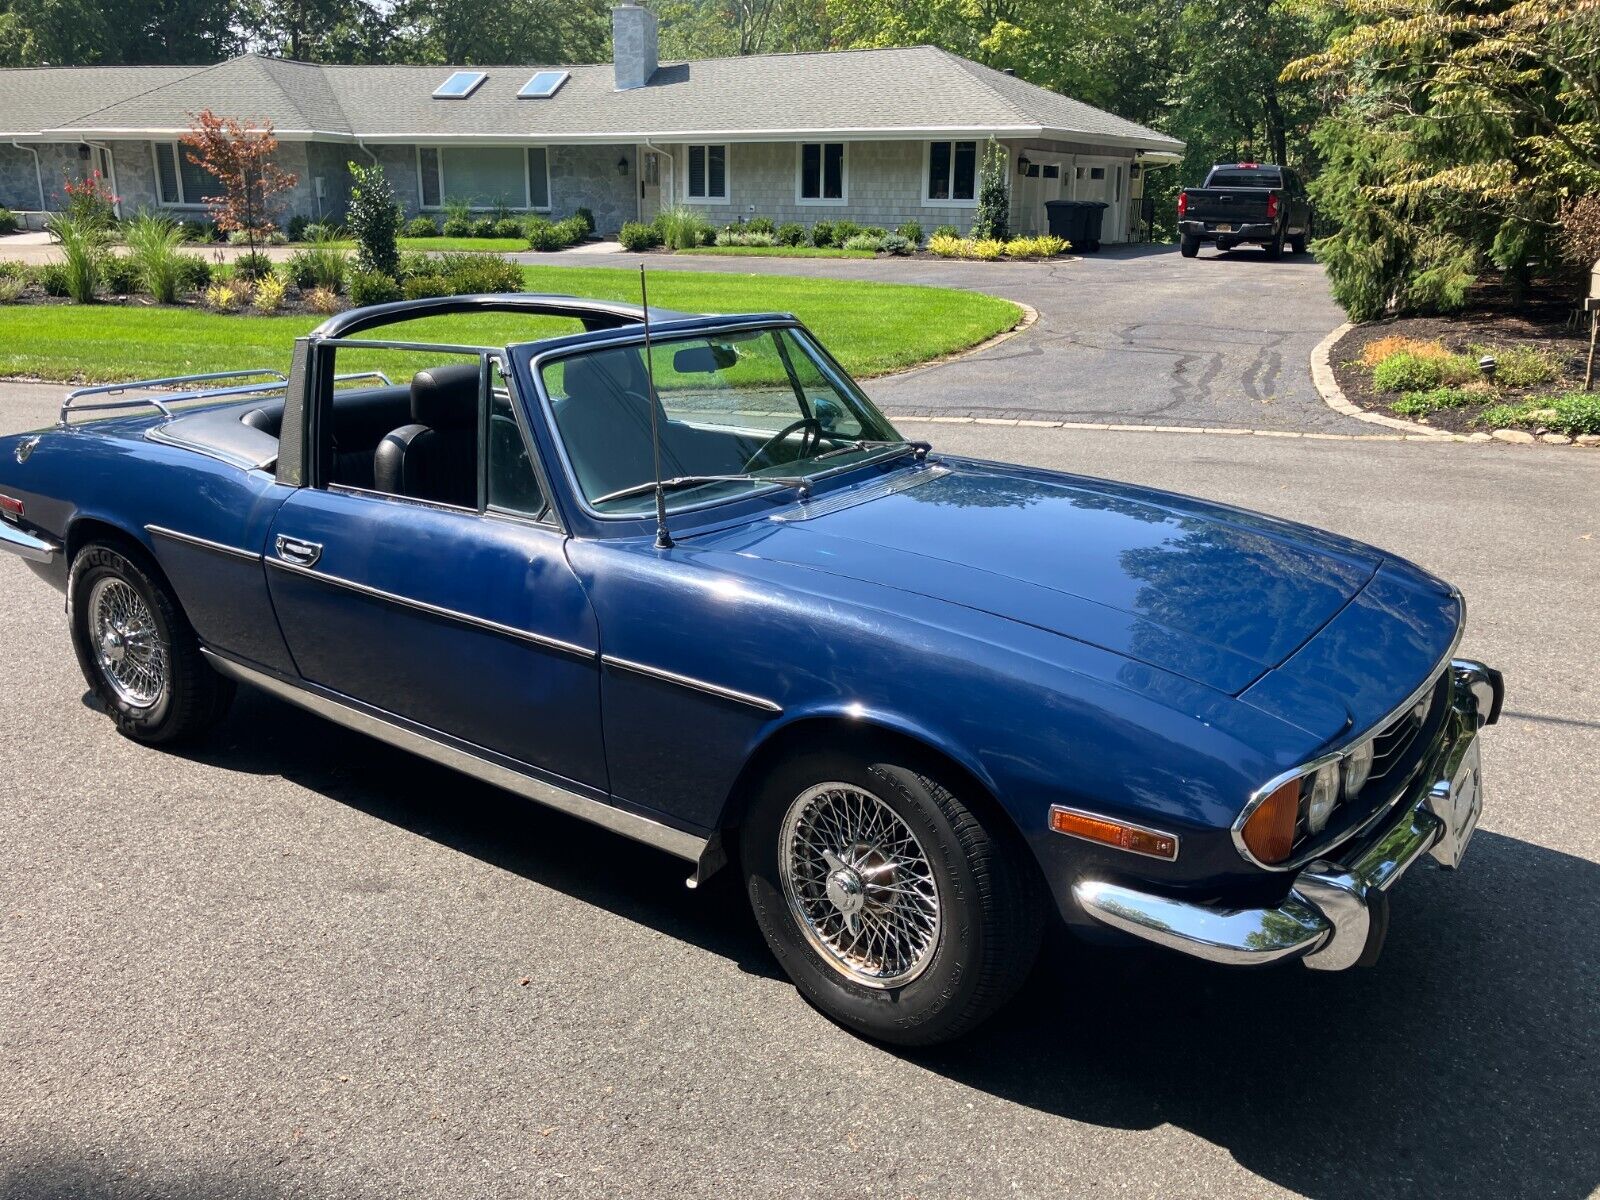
[1073,659,1503,971]
[0,518,59,564]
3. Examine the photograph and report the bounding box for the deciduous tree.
[182,110,297,258]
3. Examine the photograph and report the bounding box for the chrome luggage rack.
[58,369,393,429]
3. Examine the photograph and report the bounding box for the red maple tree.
[181,110,297,257]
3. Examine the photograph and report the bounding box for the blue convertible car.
[0,294,1502,1044]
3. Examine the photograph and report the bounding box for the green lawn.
[678,246,878,260]
[0,265,1018,385]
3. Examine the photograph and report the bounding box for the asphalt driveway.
[517,243,1360,432]
[1,377,1595,1199]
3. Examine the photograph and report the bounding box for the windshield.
[540,325,907,515]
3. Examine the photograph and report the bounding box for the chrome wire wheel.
[87,576,167,710]
[779,782,942,989]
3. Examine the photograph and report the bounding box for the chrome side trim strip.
[146,524,264,563]
[0,518,59,564]
[264,557,594,660]
[200,649,707,862]
[602,655,783,714]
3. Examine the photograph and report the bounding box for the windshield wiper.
[810,438,931,463]
[593,474,814,507]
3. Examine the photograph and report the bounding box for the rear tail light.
[0,494,23,519]
[1177,192,1188,217]
[1266,193,1280,220]
[1240,780,1298,864]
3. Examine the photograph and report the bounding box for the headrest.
[561,348,649,402]
[410,364,479,429]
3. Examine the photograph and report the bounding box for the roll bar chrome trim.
[60,370,394,429]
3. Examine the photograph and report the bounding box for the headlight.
[1305,760,1340,833]
[1342,738,1375,799]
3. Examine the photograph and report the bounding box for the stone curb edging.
[869,302,1040,382]
[1310,322,1454,437]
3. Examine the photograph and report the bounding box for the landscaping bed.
[1331,298,1598,442]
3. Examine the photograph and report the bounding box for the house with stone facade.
[0,3,1182,242]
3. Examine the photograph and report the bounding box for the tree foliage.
[345,160,401,278]
[182,110,297,256]
[974,138,1010,240]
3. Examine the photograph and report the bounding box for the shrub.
[348,269,402,306]
[205,279,249,310]
[1391,387,1480,415]
[442,216,473,238]
[928,234,964,258]
[402,273,450,300]
[47,213,106,302]
[227,228,254,245]
[124,211,189,303]
[302,221,339,242]
[0,259,26,278]
[0,275,23,302]
[553,215,588,245]
[252,272,287,312]
[1371,351,1443,392]
[775,222,805,247]
[746,216,775,236]
[715,230,777,247]
[619,221,661,251]
[931,224,959,240]
[231,250,275,282]
[525,217,564,251]
[842,232,882,252]
[809,220,836,248]
[306,285,341,314]
[493,218,525,240]
[178,219,219,243]
[0,207,17,235]
[442,196,471,226]
[1477,402,1523,429]
[896,221,924,245]
[967,238,1004,261]
[405,215,439,238]
[283,236,348,293]
[471,216,496,238]
[264,230,288,246]
[35,262,69,296]
[831,219,863,243]
[880,233,912,256]
[286,214,310,242]
[346,160,401,279]
[1004,235,1070,259]
[175,254,212,292]
[973,138,1009,240]
[100,253,141,295]
[928,235,1003,260]
[434,251,522,294]
[1546,391,1600,435]
[572,206,596,235]
[1485,344,1559,388]
[655,207,713,250]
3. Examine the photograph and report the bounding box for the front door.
[263,358,609,793]
[1072,159,1127,243]
[639,148,663,223]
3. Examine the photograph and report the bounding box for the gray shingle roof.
[0,65,194,136]
[10,47,1181,153]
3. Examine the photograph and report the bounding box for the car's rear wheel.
[1265,232,1285,260]
[1180,235,1199,258]
[741,745,1043,1045]
[70,541,234,745]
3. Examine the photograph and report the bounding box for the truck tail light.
[1266,193,1280,220]
[1177,192,1188,217]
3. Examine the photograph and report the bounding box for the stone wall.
[548,144,635,233]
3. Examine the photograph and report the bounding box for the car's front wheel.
[70,541,234,745]
[741,745,1043,1045]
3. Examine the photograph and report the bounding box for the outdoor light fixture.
[617,156,630,176]
[1479,354,1497,378]
[1016,154,1032,175]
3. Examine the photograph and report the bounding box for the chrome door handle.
[274,535,322,567]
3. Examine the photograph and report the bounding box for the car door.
[264,355,608,793]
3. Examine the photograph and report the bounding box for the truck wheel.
[1291,233,1308,254]
[1215,238,1232,254]
[741,746,1044,1046]
[1265,233,1285,260]
[1180,236,1199,258]
[69,541,235,745]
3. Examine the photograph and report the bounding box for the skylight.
[518,70,570,99]
[433,71,487,99]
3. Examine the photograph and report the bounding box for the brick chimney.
[612,4,658,91]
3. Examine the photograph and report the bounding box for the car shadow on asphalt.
[178,687,1598,1200]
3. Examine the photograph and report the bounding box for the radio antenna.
[639,264,673,549]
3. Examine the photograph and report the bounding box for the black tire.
[741,745,1044,1046]
[1290,233,1308,254]
[1180,236,1199,258]
[1216,238,1232,253]
[1264,232,1285,260]
[70,541,234,745]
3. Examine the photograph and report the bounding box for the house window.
[797,142,845,204]
[685,144,728,201]
[416,146,550,211]
[152,142,221,206]
[926,140,978,204]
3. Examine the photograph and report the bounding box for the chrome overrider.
[1074,659,1503,971]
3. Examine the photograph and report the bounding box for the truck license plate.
[1214,223,1233,233]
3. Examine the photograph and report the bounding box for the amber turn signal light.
[1049,806,1179,861]
[1241,779,1299,864]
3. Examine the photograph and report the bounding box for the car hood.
[700,459,1387,695]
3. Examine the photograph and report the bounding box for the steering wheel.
[743,417,823,473]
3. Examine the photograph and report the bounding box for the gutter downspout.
[640,139,674,222]
[10,142,46,220]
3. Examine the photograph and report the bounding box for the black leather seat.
[373,365,480,507]
[555,352,683,501]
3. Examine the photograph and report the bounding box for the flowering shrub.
[61,171,118,228]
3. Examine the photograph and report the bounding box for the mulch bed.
[1330,282,1594,435]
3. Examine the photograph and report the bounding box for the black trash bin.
[1044,199,1109,252]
